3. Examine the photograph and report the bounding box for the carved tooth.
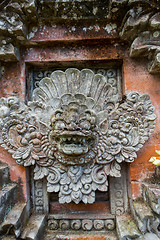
[42,146,48,152]
[98,149,102,157]
[102,143,107,148]
[68,137,71,141]
[100,146,105,153]
[83,138,86,143]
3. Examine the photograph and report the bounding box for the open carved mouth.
[57,134,91,156]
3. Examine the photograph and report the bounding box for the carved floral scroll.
[0,68,156,204]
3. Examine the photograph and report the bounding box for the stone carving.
[33,68,121,98]
[38,0,108,20]
[47,217,115,231]
[34,180,45,214]
[0,68,156,204]
[120,5,160,73]
[110,165,128,216]
[0,0,159,73]
[0,0,37,61]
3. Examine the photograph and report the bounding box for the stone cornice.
[120,2,160,73]
[0,0,160,73]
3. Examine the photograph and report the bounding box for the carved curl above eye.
[0,68,156,204]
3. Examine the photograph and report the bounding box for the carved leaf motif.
[13,146,31,160]
[0,69,156,204]
[34,165,49,180]
[110,161,121,177]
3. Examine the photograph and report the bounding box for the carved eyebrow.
[54,109,63,115]
[85,109,96,116]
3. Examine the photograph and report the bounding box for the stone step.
[21,214,46,240]
[0,164,10,189]
[0,184,17,223]
[44,230,118,240]
[0,203,29,238]
[142,182,160,215]
[116,214,141,240]
[133,200,154,233]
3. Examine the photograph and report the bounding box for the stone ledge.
[142,182,160,215]
[116,214,141,240]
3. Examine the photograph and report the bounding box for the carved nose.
[67,122,79,131]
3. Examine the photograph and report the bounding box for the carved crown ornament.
[0,0,160,73]
[0,68,156,204]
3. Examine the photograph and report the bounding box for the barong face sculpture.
[0,68,156,204]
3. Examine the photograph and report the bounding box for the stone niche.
[0,62,156,231]
[0,0,159,237]
[29,65,128,231]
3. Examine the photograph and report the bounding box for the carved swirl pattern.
[0,68,156,204]
[34,180,44,213]
[47,218,115,231]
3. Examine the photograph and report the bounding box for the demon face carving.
[0,68,156,204]
[50,102,97,165]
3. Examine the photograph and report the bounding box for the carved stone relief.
[0,68,156,204]
[110,164,128,216]
[47,216,115,231]
[120,4,160,73]
[33,179,49,214]
[0,0,160,73]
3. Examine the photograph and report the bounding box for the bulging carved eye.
[80,120,91,130]
[0,106,9,118]
[54,121,66,130]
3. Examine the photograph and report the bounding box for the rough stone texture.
[137,232,160,240]
[133,201,154,233]
[120,4,160,73]
[0,0,159,73]
[0,43,20,62]
[21,214,46,240]
[116,214,141,240]
[48,214,115,231]
[44,229,118,240]
[142,182,160,215]
[0,184,17,223]
[0,1,159,240]
[0,237,16,240]
[151,217,160,239]
[0,69,156,204]
[0,203,28,238]
[0,163,10,188]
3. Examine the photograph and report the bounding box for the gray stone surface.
[116,214,141,240]
[0,164,10,189]
[44,230,118,240]
[0,184,17,223]
[142,182,160,215]
[0,1,159,74]
[133,201,154,233]
[0,237,16,240]
[21,214,46,240]
[133,201,154,222]
[137,232,160,240]
[151,217,160,239]
[0,203,28,238]
[0,69,156,205]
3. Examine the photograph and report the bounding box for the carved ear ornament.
[0,68,156,204]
